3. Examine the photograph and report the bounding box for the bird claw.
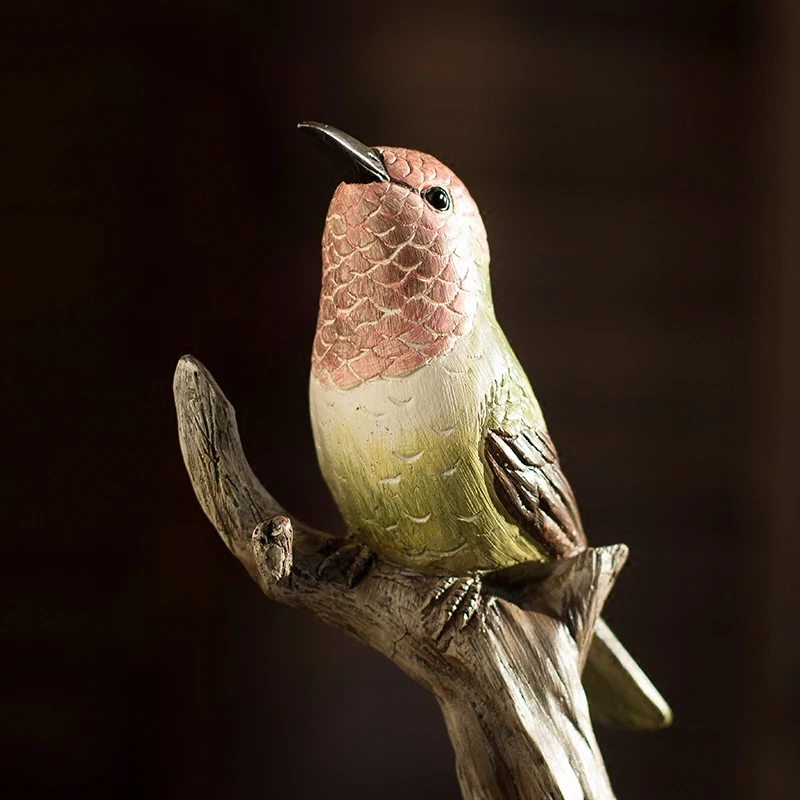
[423,575,492,643]
[317,538,375,588]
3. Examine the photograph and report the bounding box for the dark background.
[4,0,799,797]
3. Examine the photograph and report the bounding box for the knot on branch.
[253,516,294,586]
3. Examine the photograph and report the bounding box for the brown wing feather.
[484,428,587,559]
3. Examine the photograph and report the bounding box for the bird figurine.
[299,121,672,730]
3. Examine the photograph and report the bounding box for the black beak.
[298,121,390,184]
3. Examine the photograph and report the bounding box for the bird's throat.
[312,183,479,390]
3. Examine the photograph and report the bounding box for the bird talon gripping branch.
[317,537,375,588]
[422,576,484,642]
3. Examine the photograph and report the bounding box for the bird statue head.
[299,122,491,389]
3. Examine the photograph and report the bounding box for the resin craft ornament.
[173,122,673,800]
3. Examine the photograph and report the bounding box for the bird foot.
[317,537,375,588]
[423,575,493,643]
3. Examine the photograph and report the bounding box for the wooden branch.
[174,354,624,800]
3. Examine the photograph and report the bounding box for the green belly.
[311,387,545,575]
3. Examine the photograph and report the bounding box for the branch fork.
[174,355,625,799]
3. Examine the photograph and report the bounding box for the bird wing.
[484,427,587,559]
[484,427,674,730]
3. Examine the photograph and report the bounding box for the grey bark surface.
[174,354,624,800]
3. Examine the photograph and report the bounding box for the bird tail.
[584,617,673,730]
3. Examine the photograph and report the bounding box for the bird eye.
[423,186,451,212]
